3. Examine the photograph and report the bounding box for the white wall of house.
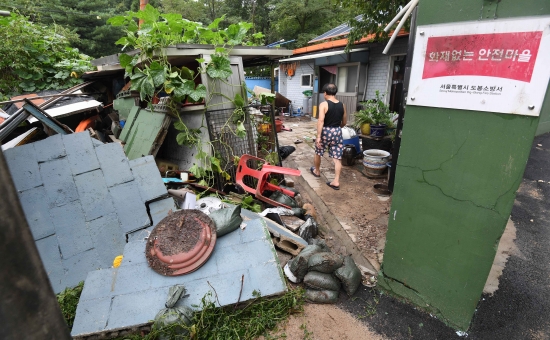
[365,37,408,102]
[279,37,408,110]
[278,61,314,111]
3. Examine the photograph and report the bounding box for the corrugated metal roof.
[308,15,363,44]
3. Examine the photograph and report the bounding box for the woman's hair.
[322,83,338,95]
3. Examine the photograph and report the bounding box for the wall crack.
[398,139,516,219]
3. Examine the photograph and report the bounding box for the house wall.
[365,37,408,102]
[278,61,315,112]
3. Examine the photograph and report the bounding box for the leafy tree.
[224,0,270,41]
[335,0,410,49]
[0,0,161,58]
[160,0,212,24]
[267,0,348,48]
[0,12,93,99]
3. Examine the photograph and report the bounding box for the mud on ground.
[278,116,392,269]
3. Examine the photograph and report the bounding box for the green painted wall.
[380,0,550,331]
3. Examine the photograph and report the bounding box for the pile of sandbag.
[284,241,362,303]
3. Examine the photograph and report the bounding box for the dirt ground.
[259,303,385,340]
[277,116,392,270]
[268,115,530,340]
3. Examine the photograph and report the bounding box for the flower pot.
[342,145,356,166]
[363,149,390,176]
[360,123,371,135]
[370,124,387,138]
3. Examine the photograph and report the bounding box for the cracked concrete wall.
[380,0,550,331]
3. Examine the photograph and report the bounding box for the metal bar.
[269,105,282,166]
[22,100,68,135]
[0,81,93,141]
[0,151,72,339]
[389,7,417,192]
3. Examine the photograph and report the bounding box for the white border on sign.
[408,16,550,116]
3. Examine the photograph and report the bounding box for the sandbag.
[270,191,299,208]
[304,271,341,291]
[299,217,318,241]
[308,252,343,273]
[154,285,194,339]
[291,208,305,218]
[310,239,331,252]
[305,289,339,304]
[334,256,362,296]
[279,185,299,195]
[289,244,323,281]
[209,205,242,237]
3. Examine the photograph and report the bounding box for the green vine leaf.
[236,121,246,138]
[221,171,231,181]
[176,132,187,145]
[196,150,208,160]
[174,120,186,131]
[119,54,133,68]
[179,66,194,80]
[206,54,232,79]
[161,13,185,33]
[114,37,130,47]
[149,61,166,87]
[226,22,251,45]
[172,79,195,102]
[134,4,160,24]
[107,15,127,26]
[130,71,154,101]
[260,92,275,105]
[234,93,245,107]
[197,27,216,43]
[189,164,206,179]
[208,16,225,30]
[189,84,206,102]
[210,156,222,173]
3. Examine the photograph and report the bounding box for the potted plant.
[352,109,374,135]
[358,91,396,138]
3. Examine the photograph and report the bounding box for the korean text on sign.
[423,31,542,82]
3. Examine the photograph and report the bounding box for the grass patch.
[56,281,84,330]
[115,288,305,340]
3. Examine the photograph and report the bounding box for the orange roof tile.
[292,29,409,56]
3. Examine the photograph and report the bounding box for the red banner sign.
[422,31,542,82]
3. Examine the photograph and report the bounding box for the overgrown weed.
[353,289,380,319]
[56,281,84,329]
[113,287,305,340]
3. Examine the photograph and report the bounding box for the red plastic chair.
[235,154,301,209]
